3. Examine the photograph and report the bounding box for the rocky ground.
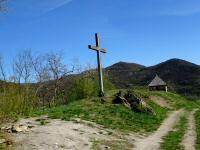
[1,116,137,150]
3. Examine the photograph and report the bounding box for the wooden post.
[88,33,107,97]
[165,86,168,92]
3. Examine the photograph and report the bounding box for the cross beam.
[88,33,107,97]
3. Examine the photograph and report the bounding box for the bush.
[67,72,115,101]
[0,83,38,117]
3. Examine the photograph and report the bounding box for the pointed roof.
[148,75,167,87]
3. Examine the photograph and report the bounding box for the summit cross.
[88,33,107,97]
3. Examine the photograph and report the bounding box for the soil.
[7,117,134,150]
[133,109,183,150]
[181,109,198,150]
[149,96,173,109]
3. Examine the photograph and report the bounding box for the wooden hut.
[148,75,168,92]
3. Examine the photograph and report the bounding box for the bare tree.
[71,58,82,74]
[32,54,51,108]
[46,52,73,106]
[33,55,51,83]
[13,50,35,84]
[0,56,6,81]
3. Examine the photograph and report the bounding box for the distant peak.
[111,61,145,67]
[106,61,146,72]
[166,58,186,62]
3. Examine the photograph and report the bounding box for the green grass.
[195,110,200,150]
[161,113,188,150]
[149,91,200,110]
[31,97,168,133]
[35,118,50,126]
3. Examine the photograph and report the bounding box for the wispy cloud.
[8,0,74,17]
[44,0,73,13]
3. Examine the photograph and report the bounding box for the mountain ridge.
[106,58,200,97]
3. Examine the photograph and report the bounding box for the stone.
[113,90,156,115]
[11,124,28,133]
[0,139,6,144]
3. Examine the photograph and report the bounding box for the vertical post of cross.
[88,33,107,97]
[96,33,104,97]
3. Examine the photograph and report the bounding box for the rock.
[113,90,156,115]
[1,123,33,133]
[105,146,110,149]
[28,125,35,129]
[12,124,28,133]
[100,145,110,150]
[1,125,12,133]
[1,125,11,131]
[100,145,110,149]
[6,140,13,146]
[0,139,6,144]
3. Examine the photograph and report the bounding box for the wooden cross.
[88,33,107,97]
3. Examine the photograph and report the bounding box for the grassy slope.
[196,110,200,150]
[31,97,168,133]
[152,91,200,110]
[30,90,200,133]
[1,89,199,149]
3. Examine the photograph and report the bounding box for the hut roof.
[148,75,167,87]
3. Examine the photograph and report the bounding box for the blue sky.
[1,0,200,71]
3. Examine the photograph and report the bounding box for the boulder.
[113,90,156,115]
[0,139,6,144]
[11,124,28,133]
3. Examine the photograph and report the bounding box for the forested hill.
[106,58,200,97]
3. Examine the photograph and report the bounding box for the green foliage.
[32,97,168,133]
[67,73,115,102]
[67,77,99,101]
[0,84,38,118]
[161,114,188,150]
[196,111,200,150]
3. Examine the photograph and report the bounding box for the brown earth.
[149,96,173,109]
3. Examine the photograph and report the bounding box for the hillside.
[106,58,200,97]
[106,62,146,88]
[1,90,200,150]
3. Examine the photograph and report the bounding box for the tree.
[12,50,37,112]
[45,52,74,106]
[13,50,34,84]
[32,54,51,108]
[0,56,6,81]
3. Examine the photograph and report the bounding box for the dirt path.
[133,109,183,150]
[181,109,198,150]
[149,96,173,109]
[7,117,134,150]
